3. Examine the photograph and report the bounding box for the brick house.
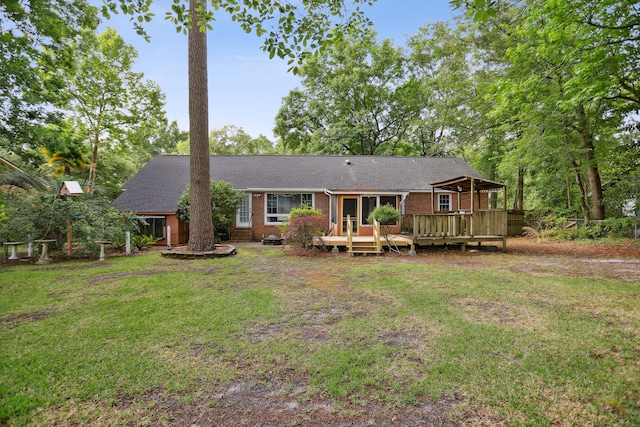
[113,155,501,245]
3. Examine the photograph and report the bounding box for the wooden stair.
[349,241,382,255]
[346,216,382,256]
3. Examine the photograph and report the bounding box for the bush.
[578,217,637,239]
[178,180,245,234]
[281,207,326,250]
[531,212,637,241]
[367,204,400,226]
[131,234,161,250]
[0,182,143,257]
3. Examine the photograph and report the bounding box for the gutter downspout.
[324,189,334,234]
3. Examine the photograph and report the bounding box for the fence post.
[167,225,172,248]
[125,231,131,256]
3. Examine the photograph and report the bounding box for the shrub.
[367,204,401,226]
[0,182,143,257]
[131,234,161,250]
[578,217,637,239]
[178,180,245,237]
[282,207,326,250]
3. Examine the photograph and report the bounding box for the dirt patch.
[1,310,56,329]
[405,238,640,283]
[506,237,640,258]
[161,244,237,259]
[169,378,467,427]
[41,380,480,427]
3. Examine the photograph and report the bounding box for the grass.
[1,246,639,425]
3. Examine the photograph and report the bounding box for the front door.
[341,197,358,235]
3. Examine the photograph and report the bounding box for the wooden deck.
[314,211,507,254]
[316,234,415,255]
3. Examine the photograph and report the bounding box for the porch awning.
[431,176,506,192]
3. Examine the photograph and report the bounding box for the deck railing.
[347,215,353,252]
[401,211,507,238]
[372,218,382,253]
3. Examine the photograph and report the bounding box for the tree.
[176,125,274,155]
[275,29,421,155]
[455,0,637,219]
[177,180,245,240]
[0,0,98,164]
[105,0,375,251]
[208,126,274,155]
[406,21,478,157]
[186,0,215,250]
[43,28,167,195]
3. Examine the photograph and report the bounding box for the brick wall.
[404,191,489,214]
[231,192,330,241]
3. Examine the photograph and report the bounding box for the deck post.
[470,178,475,237]
[431,187,435,214]
[503,186,508,212]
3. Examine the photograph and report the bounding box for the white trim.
[264,192,315,225]
[438,194,452,212]
[247,188,324,193]
[236,193,252,228]
[359,195,399,226]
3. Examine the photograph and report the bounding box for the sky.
[96,1,456,140]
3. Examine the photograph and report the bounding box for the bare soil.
[386,237,640,283]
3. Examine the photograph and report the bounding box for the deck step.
[349,243,381,255]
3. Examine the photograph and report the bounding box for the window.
[265,193,313,224]
[438,194,451,212]
[361,196,377,225]
[236,193,251,227]
[361,195,398,225]
[140,216,166,239]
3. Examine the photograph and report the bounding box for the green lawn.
[1,246,638,425]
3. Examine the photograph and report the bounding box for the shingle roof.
[113,155,486,213]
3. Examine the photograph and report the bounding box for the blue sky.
[97,1,455,140]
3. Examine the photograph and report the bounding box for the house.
[113,155,508,251]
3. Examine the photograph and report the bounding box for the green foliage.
[0,179,143,256]
[534,213,637,240]
[0,0,98,164]
[578,218,638,240]
[275,29,421,155]
[178,180,245,228]
[130,233,161,250]
[366,204,400,226]
[289,206,323,220]
[204,125,275,155]
[42,27,168,195]
[281,209,327,250]
[104,0,374,73]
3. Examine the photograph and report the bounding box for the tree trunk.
[576,105,605,220]
[564,173,572,210]
[512,166,525,210]
[187,0,215,251]
[571,158,591,222]
[87,137,99,195]
[562,125,590,221]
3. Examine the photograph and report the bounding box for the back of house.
[113,155,493,245]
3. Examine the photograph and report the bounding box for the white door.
[236,193,252,227]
